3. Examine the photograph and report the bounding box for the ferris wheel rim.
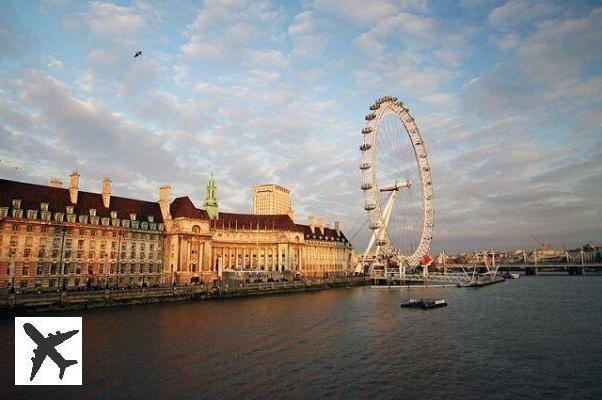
[359,96,434,266]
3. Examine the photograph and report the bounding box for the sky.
[0,0,601,253]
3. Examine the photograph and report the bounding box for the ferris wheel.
[359,96,434,269]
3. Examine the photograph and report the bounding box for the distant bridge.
[443,262,602,275]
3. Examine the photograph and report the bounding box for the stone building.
[0,174,353,290]
[0,173,165,290]
[161,178,353,283]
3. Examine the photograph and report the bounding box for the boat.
[501,271,520,280]
[401,298,447,309]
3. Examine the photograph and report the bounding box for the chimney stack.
[308,216,315,234]
[49,179,62,188]
[318,218,325,235]
[68,170,80,204]
[158,185,171,220]
[334,221,341,236]
[102,177,111,208]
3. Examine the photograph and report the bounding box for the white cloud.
[181,0,284,64]
[46,55,63,69]
[488,0,562,30]
[82,1,145,40]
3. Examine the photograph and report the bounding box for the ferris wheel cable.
[349,215,371,242]
[380,116,417,253]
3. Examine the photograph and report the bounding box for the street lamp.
[59,226,67,291]
[9,252,16,294]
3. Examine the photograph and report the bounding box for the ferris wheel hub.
[380,180,411,192]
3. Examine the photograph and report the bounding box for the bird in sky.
[134,50,142,58]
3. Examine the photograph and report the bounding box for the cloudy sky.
[0,0,600,253]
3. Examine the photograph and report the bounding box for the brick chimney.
[49,178,62,188]
[159,185,171,220]
[68,170,80,204]
[318,218,325,235]
[102,177,111,208]
[308,216,316,234]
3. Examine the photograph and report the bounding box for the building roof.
[170,196,209,219]
[168,196,347,242]
[295,224,349,243]
[253,183,290,193]
[212,212,299,231]
[0,179,163,223]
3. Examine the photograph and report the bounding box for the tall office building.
[252,184,295,220]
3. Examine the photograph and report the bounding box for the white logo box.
[15,317,82,386]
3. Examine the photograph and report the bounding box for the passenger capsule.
[364,203,376,211]
[359,143,372,151]
[365,113,376,121]
[362,127,373,134]
[369,222,381,230]
[359,162,371,170]
[361,183,373,190]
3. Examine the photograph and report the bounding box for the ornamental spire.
[204,174,219,219]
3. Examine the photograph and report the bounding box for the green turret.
[204,175,219,219]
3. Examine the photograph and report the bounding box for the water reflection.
[1,277,602,399]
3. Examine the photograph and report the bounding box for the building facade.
[252,184,295,220]
[0,175,353,290]
[163,180,353,283]
[0,174,165,290]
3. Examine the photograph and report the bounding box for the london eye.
[359,96,434,271]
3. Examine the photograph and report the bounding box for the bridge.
[443,262,602,275]
[370,265,502,287]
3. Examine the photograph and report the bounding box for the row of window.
[2,204,163,231]
[2,248,164,260]
[6,262,164,276]
[1,235,162,250]
[5,223,163,240]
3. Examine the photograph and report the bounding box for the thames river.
[1,276,602,399]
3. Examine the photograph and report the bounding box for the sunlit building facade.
[0,173,165,290]
[0,174,353,289]
[252,184,295,220]
[161,178,353,283]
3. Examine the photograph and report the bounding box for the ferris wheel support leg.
[362,233,377,275]
[380,191,397,237]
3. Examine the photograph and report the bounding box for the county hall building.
[0,172,353,290]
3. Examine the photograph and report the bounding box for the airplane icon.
[23,323,79,381]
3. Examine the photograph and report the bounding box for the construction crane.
[530,234,553,250]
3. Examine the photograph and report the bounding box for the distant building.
[252,184,294,220]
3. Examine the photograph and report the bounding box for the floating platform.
[401,298,447,309]
[370,284,457,289]
[464,278,505,287]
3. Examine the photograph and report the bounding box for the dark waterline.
[1,276,602,399]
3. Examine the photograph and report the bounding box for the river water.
[1,276,601,399]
